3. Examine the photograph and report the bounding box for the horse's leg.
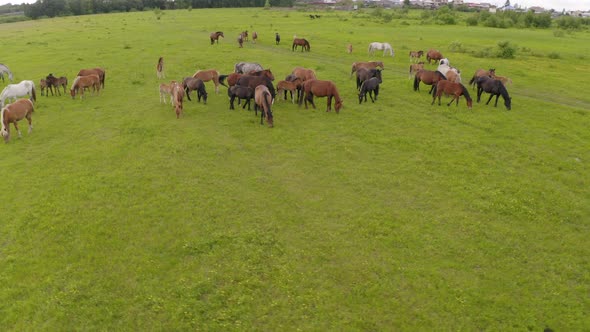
[477,88,483,103]
[185,88,192,101]
[230,95,236,110]
[486,94,494,105]
[429,84,435,95]
[27,112,33,133]
[13,121,22,138]
[326,96,332,112]
[494,94,500,107]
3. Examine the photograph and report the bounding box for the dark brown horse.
[432,80,472,109]
[228,85,254,110]
[235,75,276,100]
[292,38,310,52]
[210,31,224,45]
[77,68,105,89]
[300,79,343,113]
[1,98,34,143]
[45,74,61,96]
[476,76,511,110]
[252,31,258,43]
[182,77,207,104]
[350,61,384,78]
[157,57,165,79]
[413,69,446,94]
[240,30,248,41]
[254,85,273,127]
[193,69,221,94]
[426,49,443,64]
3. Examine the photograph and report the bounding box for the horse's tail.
[468,75,476,86]
[219,75,228,87]
[0,106,7,137]
[432,82,438,96]
[263,91,273,120]
[31,86,36,102]
[413,74,420,91]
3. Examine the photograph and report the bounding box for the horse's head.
[335,98,343,113]
[70,89,76,99]
[505,97,512,110]
[264,69,275,81]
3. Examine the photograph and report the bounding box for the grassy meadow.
[1,7,589,330]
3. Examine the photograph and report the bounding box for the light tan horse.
[347,43,353,54]
[408,62,425,79]
[171,82,184,119]
[159,80,177,104]
[254,85,273,127]
[39,79,47,96]
[193,69,221,94]
[1,98,34,143]
[350,61,384,77]
[291,67,317,82]
[494,75,512,85]
[70,74,100,99]
[77,68,105,89]
[156,57,165,79]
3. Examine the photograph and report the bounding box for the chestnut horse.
[254,85,274,127]
[172,82,184,118]
[156,57,165,79]
[409,50,424,62]
[39,79,47,96]
[277,78,302,103]
[413,69,445,94]
[70,74,100,99]
[193,69,221,94]
[300,79,343,113]
[426,49,443,64]
[292,38,310,52]
[292,67,317,82]
[350,61,384,78]
[77,68,105,89]
[1,98,33,143]
[431,80,472,109]
[210,31,224,44]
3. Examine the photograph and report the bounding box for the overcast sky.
[1,0,589,11]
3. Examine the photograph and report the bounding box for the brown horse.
[171,82,184,118]
[409,50,424,62]
[413,69,446,94]
[276,78,302,103]
[494,75,512,85]
[241,30,248,41]
[254,85,273,127]
[39,79,47,96]
[300,79,343,113]
[246,69,275,81]
[292,38,310,52]
[1,98,34,143]
[70,74,100,99]
[468,68,496,89]
[446,70,461,83]
[77,68,105,89]
[350,61,384,78]
[182,77,207,104]
[56,76,68,95]
[238,34,244,48]
[431,80,472,109]
[45,74,62,96]
[292,67,317,82]
[426,49,443,64]
[193,69,221,94]
[252,31,258,43]
[156,57,165,79]
[347,43,353,54]
[210,31,224,44]
[409,62,425,79]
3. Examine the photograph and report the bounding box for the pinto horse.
[413,70,445,94]
[182,77,207,104]
[254,85,274,127]
[1,98,34,143]
[431,80,472,109]
[70,74,100,99]
[350,61,384,78]
[77,68,105,89]
[476,76,511,110]
[193,69,221,94]
[300,79,343,113]
[292,38,310,52]
[210,31,224,44]
[426,49,443,64]
[368,42,394,57]
[0,64,14,83]
[1,80,36,107]
[156,57,165,79]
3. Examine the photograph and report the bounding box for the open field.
[1,7,589,330]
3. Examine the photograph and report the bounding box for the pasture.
[1,8,589,330]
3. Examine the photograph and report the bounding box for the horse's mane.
[497,81,510,99]
[460,84,472,102]
[71,76,81,90]
[435,70,446,80]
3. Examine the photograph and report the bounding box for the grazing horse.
[193,69,221,94]
[347,43,353,54]
[210,31,224,44]
[1,98,34,143]
[426,49,443,64]
[292,67,317,82]
[431,80,472,109]
[468,68,496,89]
[252,31,258,43]
[159,81,177,104]
[292,38,310,52]
[300,79,343,113]
[356,68,382,91]
[171,82,184,118]
[247,69,275,81]
[437,60,462,83]
[275,33,281,45]
[359,77,381,104]
[235,75,276,100]
[413,70,445,94]
[409,50,424,62]
[228,85,254,110]
[0,80,36,107]
[182,77,208,104]
[234,62,264,74]
[45,74,62,96]
[277,78,302,103]
[77,68,105,89]
[350,61,384,78]
[0,64,14,83]
[476,76,511,110]
[409,62,425,79]
[70,74,100,99]
[238,34,244,48]
[368,42,394,57]
[254,85,274,127]
[156,57,165,79]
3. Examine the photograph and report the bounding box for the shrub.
[448,40,466,53]
[553,30,565,37]
[466,15,478,26]
[548,52,561,59]
[496,40,516,58]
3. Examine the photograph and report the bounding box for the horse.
[156,57,165,79]
[254,85,274,127]
[0,80,36,107]
[45,74,61,96]
[409,62,425,79]
[350,61,384,78]
[356,68,382,91]
[413,70,445,94]
[359,77,380,104]
[476,76,511,110]
[241,30,248,41]
[445,70,462,83]
[77,68,105,89]
[182,77,207,104]
[235,75,276,101]
[300,79,343,113]
[210,31,224,44]
[285,74,304,101]
[292,38,310,52]
[431,80,472,109]
[193,69,221,94]
[347,43,353,54]
[292,67,317,82]
[468,68,496,89]
[276,78,302,103]
[426,49,444,64]
[159,81,176,104]
[57,76,68,95]
[252,31,258,43]
[0,64,14,83]
[228,85,254,110]
[234,62,263,74]
[238,34,244,48]
[1,98,34,143]
[70,74,100,99]
[409,50,424,62]
[437,60,462,83]
[368,42,394,57]
[171,82,184,118]
[246,69,275,81]
[219,72,242,87]
[39,79,47,96]
[275,33,280,45]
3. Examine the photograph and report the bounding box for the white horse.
[368,42,394,57]
[437,58,462,83]
[234,62,264,74]
[0,64,14,83]
[0,80,36,107]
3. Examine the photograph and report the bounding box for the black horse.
[359,77,380,104]
[235,75,276,100]
[182,77,208,104]
[355,68,382,91]
[228,85,254,110]
[275,33,281,45]
[476,76,511,110]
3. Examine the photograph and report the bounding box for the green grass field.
[1,7,589,330]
